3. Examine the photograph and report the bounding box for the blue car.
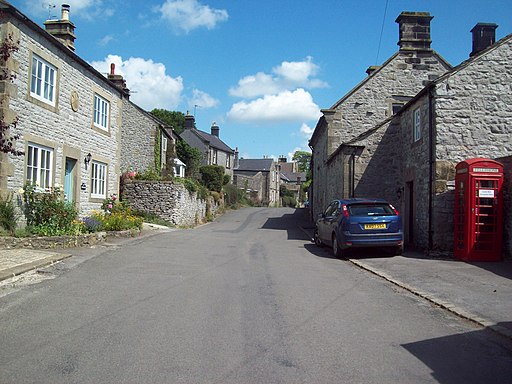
[314,198,403,257]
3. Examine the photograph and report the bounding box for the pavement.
[1,218,511,342]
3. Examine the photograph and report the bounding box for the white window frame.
[30,54,56,106]
[211,149,218,165]
[90,161,107,198]
[226,154,231,169]
[93,94,110,131]
[413,108,421,142]
[26,143,53,189]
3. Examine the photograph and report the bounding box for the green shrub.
[0,193,17,235]
[134,168,162,181]
[22,183,80,236]
[199,165,224,192]
[282,196,297,208]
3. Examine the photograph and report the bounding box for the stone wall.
[120,101,158,173]
[122,180,220,227]
[497,155,512,259]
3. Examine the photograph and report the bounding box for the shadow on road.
[260,208,313,241]
[402,324,512,384]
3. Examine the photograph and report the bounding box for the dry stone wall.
[122,180,220,227]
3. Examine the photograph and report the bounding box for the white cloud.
[300,123,314,138]
[157,0,229,33]
[229,57,327,98]
[188,89,219,109]
[98,34,115,46]
[90,54,184,110]
[227,89,321,123]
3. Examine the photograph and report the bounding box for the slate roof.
[281,171,306,183]
[236,158,274,172]
[181,128,234,154]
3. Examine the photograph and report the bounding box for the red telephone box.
[454,158,504,261]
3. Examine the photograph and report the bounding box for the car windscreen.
[348,203,395,217]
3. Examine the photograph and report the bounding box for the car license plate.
[364,223,386,230]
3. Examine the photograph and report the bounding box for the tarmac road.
[0,207,511,383]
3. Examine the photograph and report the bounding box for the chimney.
[395,12,433,52]
[470,23,498,57]
[278,155,287,163]
[184,111,195,130]
[234,147,239,168]
[44,4,76,51]
[211,122,220,137]
[107,63,130,97]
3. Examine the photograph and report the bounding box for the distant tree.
[292,150,311,173]
[151,109,185,134]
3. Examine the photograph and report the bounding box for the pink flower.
[108,204,113,209]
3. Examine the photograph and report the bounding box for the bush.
[199,165,224,192]
[282,196,297,208]
[22,183,80,236]
[0,193,17,235]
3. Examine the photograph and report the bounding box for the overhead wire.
[375,0,390,65]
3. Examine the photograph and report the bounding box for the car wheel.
[332,234,344,258]
[314,229,324,247]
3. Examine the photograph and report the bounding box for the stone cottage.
[0,2,123,214]
[233,158,280,206]
[309,12,451,220]
[179,112,235,179]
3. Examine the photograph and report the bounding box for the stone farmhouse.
[179,112,235,180]
[233,158,280,206]
[0,2,177,216]
[309,12,512,257]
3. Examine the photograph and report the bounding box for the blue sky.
[10,0,512,160]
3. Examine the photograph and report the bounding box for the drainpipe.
[428,84,435,251]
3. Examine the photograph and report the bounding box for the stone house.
[0,3,123,214]
[309,12,451,221]
[233,158,280,206]
[179,112,235,179]
[0,2,180,219]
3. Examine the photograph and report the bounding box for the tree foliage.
[150,109,185,134]
[199,165,224,192]
[292,150,311,173]
[151,109,203,177]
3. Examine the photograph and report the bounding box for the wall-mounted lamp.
[84,153,92,170]
[396,186,404,200]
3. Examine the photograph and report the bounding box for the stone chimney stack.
[211,122,220,137]
[395,12,433,52]
[44,4,76,51]
[278,155,287,163]
[184,111,196,130]
[470,23,498,57]
[234,147,239,169]
[107,63,130,97]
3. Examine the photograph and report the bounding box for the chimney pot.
[61,4,70,21]
[470,23,498,57]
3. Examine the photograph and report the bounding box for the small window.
[226,155,231,169]
[162,137,168,152]
[26,143,53,189]
[30,55,56,105]
[413,108,421,142]
[93,94,110,131]
[90,161,107,198]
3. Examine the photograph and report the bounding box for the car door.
[325,201,341,246]
[318,201,338,243]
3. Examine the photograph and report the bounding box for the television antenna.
[43,2,56,20]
